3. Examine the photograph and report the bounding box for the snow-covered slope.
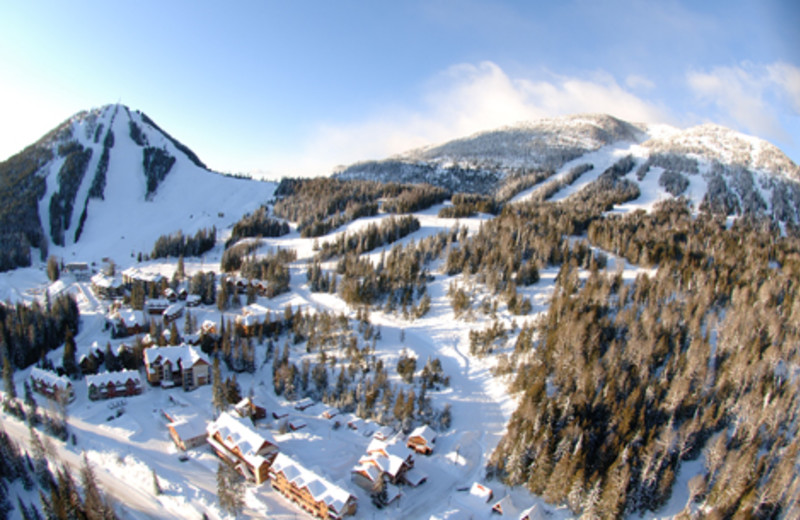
[336,114,800,224]
[0,104,276,267]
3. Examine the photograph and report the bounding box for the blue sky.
[1,0,798,177]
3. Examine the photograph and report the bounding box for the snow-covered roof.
[293,397,315,410]
[373,426,394,440]
[164,303,184,316]
[491,495,518,516]
[518,503,546,520]
[207,412,276,467]
[169,416,208,440]
[409,424,437,444]
[404,467,428,486]
[122,267,165,283]
[242,303,269,317]
[351,462,381,482]
[359,452,407,478]
[91,272,123,289]
[144,345,208,368]
[30,367,72,389]
[186,294,201,303]
[469,482,493,502]
[86,369,141,387]
[116,307,146,327]
[272,453,355,514]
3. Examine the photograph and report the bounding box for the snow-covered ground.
[2,197,705,520]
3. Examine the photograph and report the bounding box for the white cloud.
[687,62,800,143]
[284,61,669,176]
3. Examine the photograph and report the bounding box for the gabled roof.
[144,345,209,368]
[30,367,72,389]
[469,482,493,502]
[409,424,437,444]
[91,272,124,289]
[169,416,208,440]
[122,267,166,283]
[207,412,277,467]
[85,369,142,387]
[116,308,146,327]
[272,453,355,514]
[518,504,546,520]
[351,462,381,483]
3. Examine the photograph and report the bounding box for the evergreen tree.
[212,358,226,415]
[62,329,77,378]
[47,256,60,282]
[216,462,244,517]
[2,351,16,401]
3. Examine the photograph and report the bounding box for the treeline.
[0,294,80,370]
[438,193,499,218]
[273,178,447,238]
[49,142,93,246]
[150,227,216,259]
[333,229,456,310]
[315,215,421,260]
[273,178,387,237]
[489,202,800,518]
[142,147,176,198]
[225,206,289,248]
[0,140,51,271]
[381,184,449,214]
[0,427,119,519]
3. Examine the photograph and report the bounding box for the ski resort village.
[1,101,799,520]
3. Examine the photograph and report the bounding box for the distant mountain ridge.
[336,113,800,224]
[0,104,275,271]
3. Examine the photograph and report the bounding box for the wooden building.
[206,412,278,484]
[143,345,210,391]
[270,453,357,519]
[407,424,437,455]
[86,370,143,401]
[29,367,75,403]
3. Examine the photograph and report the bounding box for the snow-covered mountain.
[0,104,275,270]
[336,114,800,224]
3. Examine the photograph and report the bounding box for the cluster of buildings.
[198,410,359,519]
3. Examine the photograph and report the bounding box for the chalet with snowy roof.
[85,370,143,401]
[288,418,307,431]
[518,504,546,520]
[470,482,493,503]
[345,415,374,436]
[146,298,171,315]
[319,405,339,420]
[29,367,75,403]
[491,495,519,516]
[407,424,437,455]
[65,262,91,281]
[163,303,184,323]
[143,345,210,391]
[234,397,267,421]
[373,425,394,441]
[121,267,166,292]
[200,319,217,335]
[352,437,415,490]
[168,416,208,451]
[270,453,358,519]
[207,412,279,484]
[186,294,201,307]
[91,272,125,299]
[163,287,178,302]
[293,397,315,411]
[111,307,148,337]
[236,303,270,334]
